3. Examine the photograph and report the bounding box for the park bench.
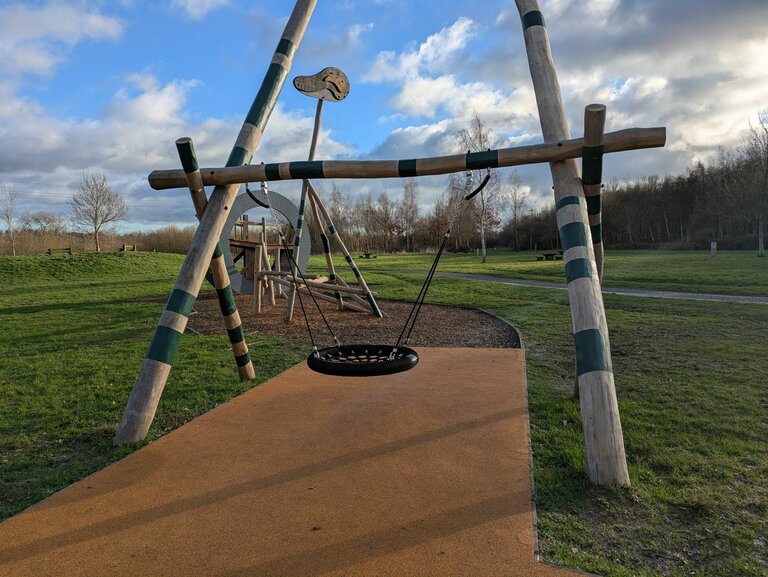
[361,252,377,259]
[46,247,72,255]
[536,250,563,261]
[120,244,137,252]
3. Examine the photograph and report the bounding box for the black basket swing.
[254,167,488,378]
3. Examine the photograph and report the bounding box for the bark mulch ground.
[186,291,521,350]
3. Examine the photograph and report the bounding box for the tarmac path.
[372,270,768,305]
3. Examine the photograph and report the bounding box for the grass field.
[333,248,768,296]
[1,250,767,576]
[0,252,306,520]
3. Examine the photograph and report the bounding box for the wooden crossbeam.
[148,127,665,190]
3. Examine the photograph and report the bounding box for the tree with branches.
[500,170,527,250]
[398,178,420,251]
[71,171,128,252]
[1,184,18,256]
[21,211,67,235]
[455,112,500,262]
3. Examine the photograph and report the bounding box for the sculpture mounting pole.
[115,0,317,445]
[515,0,630,485]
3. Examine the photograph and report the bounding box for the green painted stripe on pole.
[321,234,331,252]
[235,353,252,367]
[575,328,613,375]
[591,224,603,245]
[586,194,601,215]
[329,225,337,234]
[398,159,418,177]
[147,325,183,365]
[227,146,251,168]
[166,289,196,316]
[352,266,362,279]
[176,141,199,173]
[466,150,499,170]
[242,64,287,137]
[522,10,545,29]
[227,326,245,344]
[275,38,295,58]
[297,194,306,215]
[565,258,595,283]
[366,293,378,310]
[582,144,604,185]
[555,196,581,211]
[212,243,224,259]
[216,286,238,316]
[560,221,589,251]
[344,254,353,264]
[265,164,281,181]
[290,161,325,180]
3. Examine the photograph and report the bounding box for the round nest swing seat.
[307,344,419,377]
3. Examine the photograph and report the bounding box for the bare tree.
[1,184,18,256]
[374,191,399,251]
[501,170,527,250]
[398,178,420,251]
[455,112,500,262]
[21,211,67,235]
[71,171,128,252]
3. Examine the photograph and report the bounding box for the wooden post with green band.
[175,137,256,382]
[516,0,630,485]
[114,0,316,445]
[583,104,607,281]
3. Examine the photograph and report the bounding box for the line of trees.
[508,112,768,253]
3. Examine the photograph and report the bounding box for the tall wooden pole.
[175,137,256,381]
[515,0,629,485]
[308,190,344,309]
[286,99,323,321]
[583,104,607,281]
[115,0,316,444]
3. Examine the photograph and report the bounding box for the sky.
[2,0,768,231]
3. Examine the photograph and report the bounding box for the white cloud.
[170,0,230,21]
[0,76,353,226]
[364,17,478,83]
[0,3,122,76]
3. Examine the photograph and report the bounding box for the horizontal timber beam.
[149,126,665,190]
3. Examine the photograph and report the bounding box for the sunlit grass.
[309,249,768,296]
[1,251,766,575]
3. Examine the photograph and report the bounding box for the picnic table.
[536,250,563,261]
[361,252,377,259]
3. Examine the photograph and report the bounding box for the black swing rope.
[249,165,490,377]
[394,169,491,350]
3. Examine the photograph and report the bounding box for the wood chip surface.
[186,292,521,350]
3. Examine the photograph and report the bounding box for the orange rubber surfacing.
[0,348,590,577]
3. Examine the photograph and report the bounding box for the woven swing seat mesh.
[307,344,419,377]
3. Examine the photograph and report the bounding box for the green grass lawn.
[1,251,766,576]
[327,248,768,296]
[0,252,306,519]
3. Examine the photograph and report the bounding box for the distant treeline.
[513,114,768,252]
[0,225,196,256]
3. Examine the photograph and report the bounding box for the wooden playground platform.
[0,348,592,577]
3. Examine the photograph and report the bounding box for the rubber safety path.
[0,348,593,577]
